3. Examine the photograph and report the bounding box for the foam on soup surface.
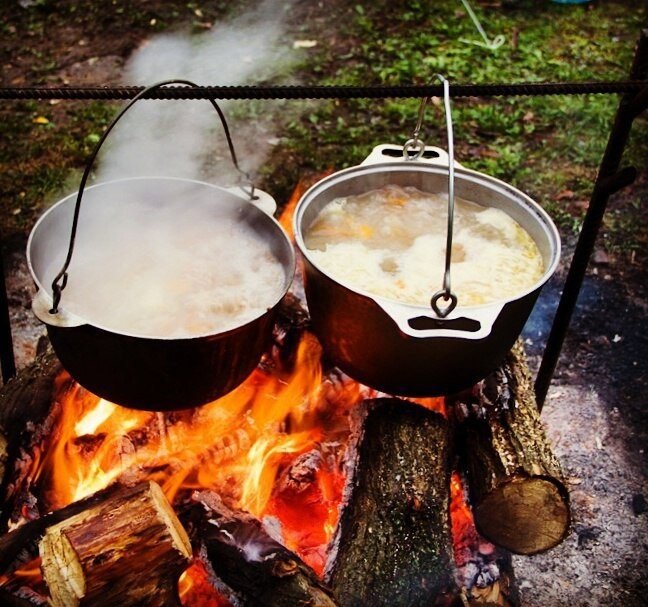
[304,184,543,307]
[45,183,286,338]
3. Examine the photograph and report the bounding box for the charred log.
[0,586,40,607]
[325,398,457,607]
[39,481,191,607]
[452,342,570,555]
[0,346,66,530]
[182,491,339,607]
[0,346,61,436]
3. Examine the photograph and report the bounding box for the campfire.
[0,184,570,607]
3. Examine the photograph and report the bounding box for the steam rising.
[44,179,288,337]
[38,2,301,337]
[96,0,296,184]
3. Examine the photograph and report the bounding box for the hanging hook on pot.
[402,95,430,161]
[430,74,459,319]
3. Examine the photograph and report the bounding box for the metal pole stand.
[534,29,648,409]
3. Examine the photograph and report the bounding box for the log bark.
[452,341,570,555]
[0,346,63,525]
[0,346,61,436]
[182,491,339,607]
[325,398,457,607]
[0,484,131,574]
[39,481,191,607]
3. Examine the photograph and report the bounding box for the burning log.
[182,491,339,607]
[39,481,191,607]
[0,484,132,575]
[452,342,570,555]
[0,346,63,525]
[0,346,61,435]
[325,398,457,607]
[0,347,61,486]
[0,587,38,607]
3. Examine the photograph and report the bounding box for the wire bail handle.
[49,79,255,315]
[403,76,459,318]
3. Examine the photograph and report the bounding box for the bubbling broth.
[46,188,286,338]
[305,184,544,307]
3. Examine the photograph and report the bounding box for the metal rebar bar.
[0,81,645,101]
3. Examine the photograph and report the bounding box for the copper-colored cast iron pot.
[293,145,560,396]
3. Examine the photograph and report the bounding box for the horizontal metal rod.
[0,81,645,101]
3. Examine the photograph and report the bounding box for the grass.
[265,0,646,255]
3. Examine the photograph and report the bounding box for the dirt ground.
[0,1,646,605]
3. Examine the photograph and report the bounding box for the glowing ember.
[178,561,231,607]
[450,472,489,568]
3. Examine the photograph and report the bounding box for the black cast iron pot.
[28,177,295,410]
[26,80,295,411]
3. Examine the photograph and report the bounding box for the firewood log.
[0,347,63,529]
[39,481,191,607]
[452,341,570,555]
[0,346,61,436]
[0,587,38,607]
[325,398,457,607]
[182,491,339,607]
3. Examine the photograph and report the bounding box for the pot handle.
[32,289,85,328]
[48,79,256,317]
[360,144,465,168]
[374,297,504,341]
[226,186,277,216]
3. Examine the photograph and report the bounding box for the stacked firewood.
[0,301,569,607]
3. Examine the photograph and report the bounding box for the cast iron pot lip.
[27,175,296,341]
[293,161,561,313]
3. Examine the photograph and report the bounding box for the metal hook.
[403,95,430,161]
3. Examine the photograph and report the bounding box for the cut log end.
[454,341,571,556]
[474,476,570,555]
[39,481,191,607]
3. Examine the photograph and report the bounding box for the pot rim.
[27,175,296,341]
[293,161,561,312]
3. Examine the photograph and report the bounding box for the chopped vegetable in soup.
[305,184,543,307]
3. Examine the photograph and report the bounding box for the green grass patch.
[267,0,646,254]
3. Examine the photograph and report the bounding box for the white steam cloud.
[96,0,296,186]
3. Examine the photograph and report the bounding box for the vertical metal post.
[534,30,648,409]
[0,242,16,382]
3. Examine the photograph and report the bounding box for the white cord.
[459,0,506,50]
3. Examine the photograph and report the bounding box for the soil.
[0,1,646,606]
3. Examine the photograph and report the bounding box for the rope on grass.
[459,0,506,50]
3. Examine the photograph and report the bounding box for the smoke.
[95,0,297,187]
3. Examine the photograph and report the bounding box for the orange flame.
[278,170,333,239]
[0,557,44,590]
[179,561,231,607]
[31,331,370,574]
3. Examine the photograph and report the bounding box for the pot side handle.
[32,289,86,328]
[374,297,504,341]
[225,187,277,216]
[360,144,464,168]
